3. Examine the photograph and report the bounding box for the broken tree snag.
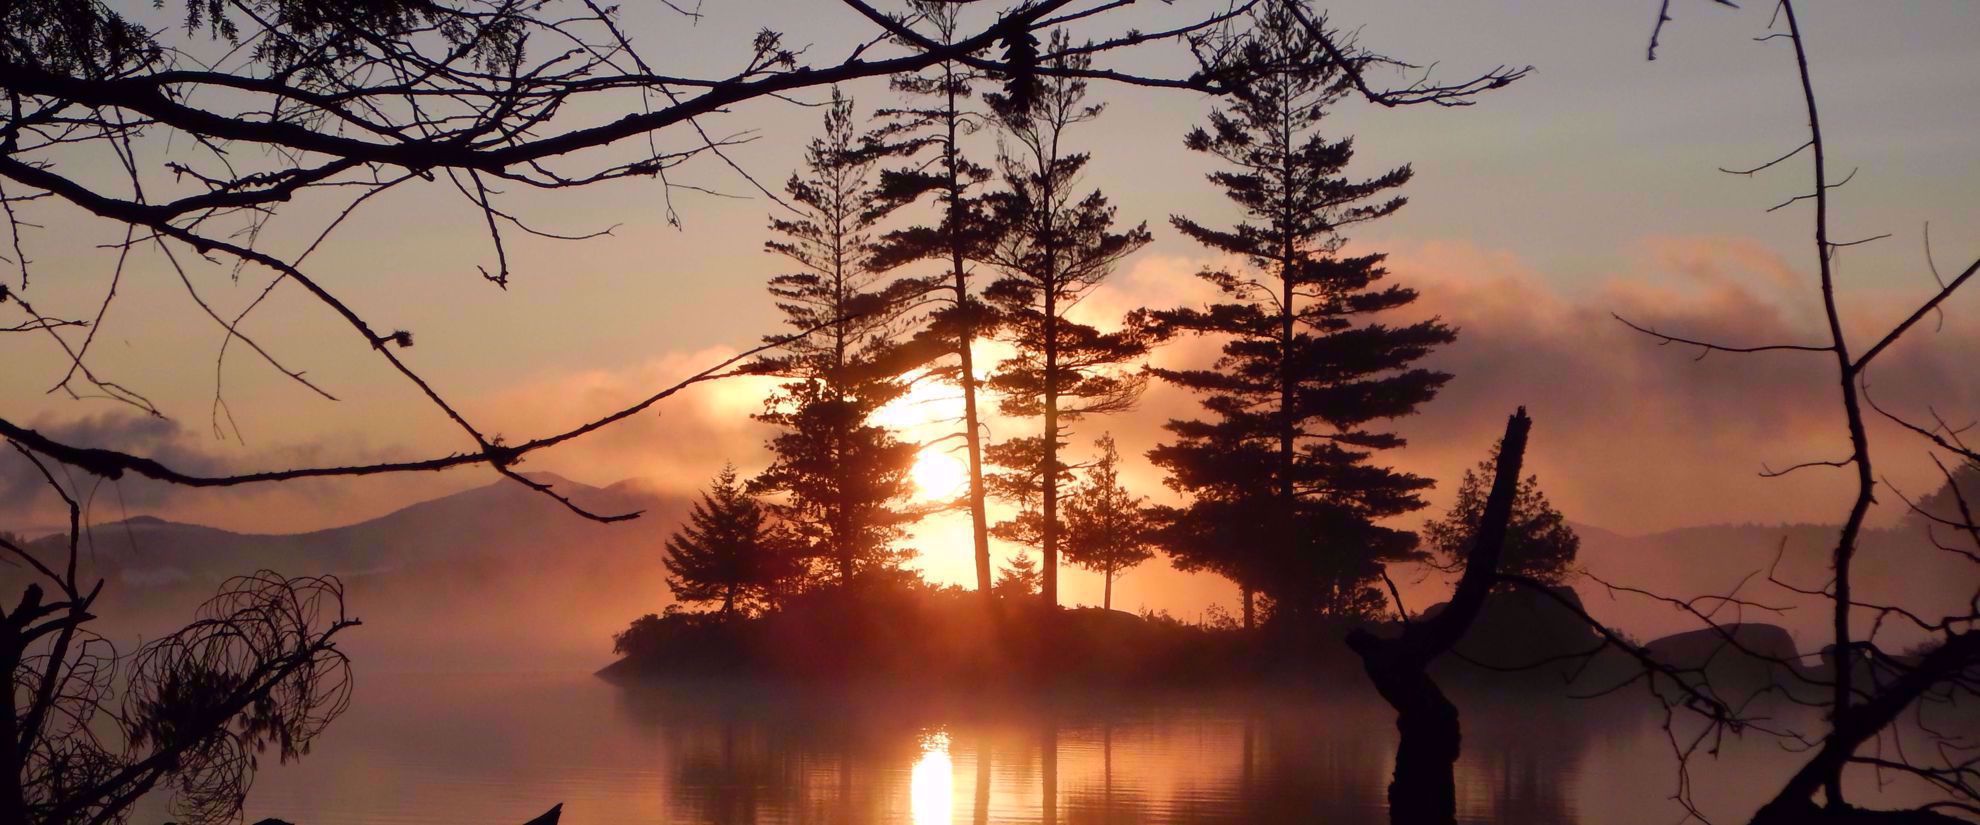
[1346,407,1532,825]
[520,803,563,825]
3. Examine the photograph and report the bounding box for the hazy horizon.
[4,1,1977,547]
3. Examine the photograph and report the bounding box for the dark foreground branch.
[0,330,777,480]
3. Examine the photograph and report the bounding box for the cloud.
[463,346,784,495]
[9,235,1974,552]
[1031,236,1980,536]
[1025,234,1980,620]
[0,413,223,512]
[0,345,788,535]
[0,411,483,535]
[1381,236,1980,533]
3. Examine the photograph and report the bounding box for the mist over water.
[43,493,1979,825]
[118,670,1945,825]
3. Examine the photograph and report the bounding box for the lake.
[129,669,1945,825]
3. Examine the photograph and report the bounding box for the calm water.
[128,670,1943,825]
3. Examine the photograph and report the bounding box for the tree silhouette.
[1423,439,1579,586]
[995,549,1043,601]
[980,34,1153,607]
[1062,435,1156,612]
[1148,3,1454,625]
[751,89,926,586]
[5,0,1396,520]
[1604,4,1980,819]
[0,5,1534,822]
[1443,7,1980,823]
[1903,458,1980,535]
[1349,409,1532,825]
[664,465,792,616]
[868,1,1001,600]
[1,0,1526,521]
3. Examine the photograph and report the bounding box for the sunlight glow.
[910,732,954,825]
[911,449,969,502]
[871,371,967,432]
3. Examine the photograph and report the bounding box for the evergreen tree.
[752,88,927,586]
[1147,6,1455,625]
[664,465,791,616]
[995,549,1042,601]
[1905,459,1980,533]
[867,1,1001,600]
[1062,434,1156,611]
[1424,439,1580,585]
[980,34,1153,607]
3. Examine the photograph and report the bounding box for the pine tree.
[664,465,791,616]
[1424,439,1580,585]
[867,1,1001,600]
[1905,459,1980,533]
[980,34,1153,608]
[1147,6,1455,625]
[995,548,1042,601]
[752,88,927,586]
[1062,434,1156,611]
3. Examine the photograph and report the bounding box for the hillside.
[21,472,669,578]
[13,473,690,672]
[16,476,1975,676]
[1567,519,1977,653]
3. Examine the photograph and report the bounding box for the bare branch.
[1614,311,1831,357]
[1648,0,1741,62]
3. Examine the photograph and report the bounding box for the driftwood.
[1346,408,1531,825]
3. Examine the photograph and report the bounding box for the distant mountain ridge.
[1565,518,1976,651]
[14,480,1974,672]
[21,472,684,587]
[11,473,693,671]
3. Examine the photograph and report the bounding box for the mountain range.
[12,474,1975,671]
[14,473,691,672]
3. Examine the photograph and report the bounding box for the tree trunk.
[0,641,26,825]
[1346,409,1530,825]
[1038,135,1062,611]
[1102,571,1113,612]
[1041,269,1060,608]
[1275,134,1299,621]
[519,804,563,825]
[1351,649,1461,825]
[1241,587,1255,630]
[962,331,992,599]
[831,414,855,586]
[945,72,994,604]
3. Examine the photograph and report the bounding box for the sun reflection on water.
[910,731,954,825]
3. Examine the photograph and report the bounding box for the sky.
[3,1,1978,602]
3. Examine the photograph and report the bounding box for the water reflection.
[612,680,1603,824]
[912,733,954,825]
[180,673,1772,825]
[972,733,991,825]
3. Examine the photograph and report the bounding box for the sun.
[910,449,969,501]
